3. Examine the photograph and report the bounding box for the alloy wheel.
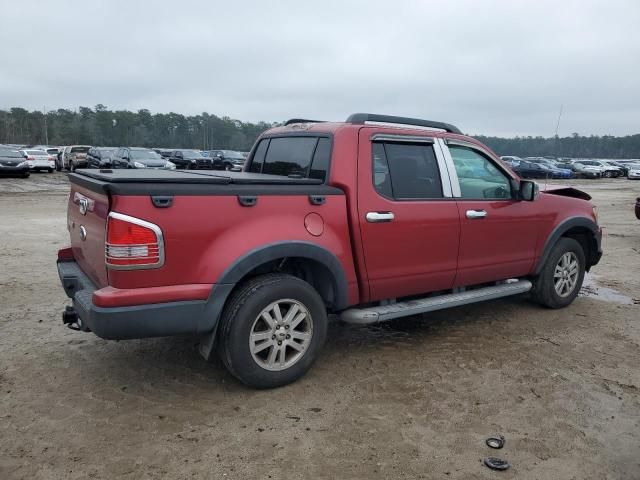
[553,252,579,297]
[249,299,313,371]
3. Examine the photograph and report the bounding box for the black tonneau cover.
[75,168,323,185]
[69,169,342,196]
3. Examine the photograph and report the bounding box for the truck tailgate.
[67,183,109,288]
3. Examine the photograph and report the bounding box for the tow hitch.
[62,306,90,332]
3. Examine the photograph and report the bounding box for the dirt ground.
[1,172,639,480]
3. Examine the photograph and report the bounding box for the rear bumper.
[57,260,230,340]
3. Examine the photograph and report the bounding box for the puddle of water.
[579,273,636,305]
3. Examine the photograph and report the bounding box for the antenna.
[554,104,563,137]
[44,105,49,145]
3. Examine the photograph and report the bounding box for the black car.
[208,150,246,170]
[511,161,555,179]
[0,147,30,177]
[111,147,176,169]
[169,149,213,169]
[86,147,117,169]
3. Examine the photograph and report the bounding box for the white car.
[20,149,55,173]
[627,164,640,179]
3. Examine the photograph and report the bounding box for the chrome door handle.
[466,209,487,219]
[366,211,395,223]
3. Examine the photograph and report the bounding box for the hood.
[539,184,591,201]
[137,159,167,167]
[0,157,24,166]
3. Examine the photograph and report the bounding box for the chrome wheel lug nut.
[285,325,289,330]
[278,341,282,346]
[286,334,290,339]
[271,335,276,340]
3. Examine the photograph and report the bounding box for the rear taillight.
[27,155,35,160]
[105,212,164,269]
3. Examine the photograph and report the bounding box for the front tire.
[217,274,328,389]
[531,237,586,309]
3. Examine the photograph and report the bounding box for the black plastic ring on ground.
[484,457,510,471]
[486,436,505,449]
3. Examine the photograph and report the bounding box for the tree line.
[0,106,274,152]
[1,106,639,158]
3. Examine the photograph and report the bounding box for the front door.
[443,141,540,287]
[357,130,461,301]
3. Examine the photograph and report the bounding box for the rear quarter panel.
[108,194,359,304]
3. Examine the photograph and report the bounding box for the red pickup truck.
[57,113,602,388]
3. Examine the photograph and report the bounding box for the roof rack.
[345,113,461,134]
[284,118,326,126]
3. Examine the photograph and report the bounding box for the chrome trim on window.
[105,212,165,270]
[436,138,461,197]
[371,134,435,144]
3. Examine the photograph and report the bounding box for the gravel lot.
[1,172,639,479]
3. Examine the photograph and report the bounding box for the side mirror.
[519,180,539,201]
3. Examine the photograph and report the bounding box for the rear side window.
[249,136,331,181]
[249,139,269,173]
[309,138,331,181]
[373,142,443,199]
[263,137,316,177]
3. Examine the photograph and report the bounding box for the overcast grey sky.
[1,0,638,136]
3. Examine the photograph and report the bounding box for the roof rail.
[345,113,462,134]
[284,118,326,126]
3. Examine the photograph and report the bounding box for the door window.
[449,146,512,200]
[372,142,443,199]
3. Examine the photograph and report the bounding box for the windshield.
[130,150,162,160]
[71,146,90,153]
[183,150,205,159]
[46,148,59,154]
[0,149,22,158]
[25,150,47,155]
[221,150,245,159]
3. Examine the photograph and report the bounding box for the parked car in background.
[111,147,176,169]
[62,145,91,171]
[627,164,640,180]
[525,157,573,178]
[153,148,174,159]
[511,161,555,179]
[56,147,66,171]
[601,160,629,176]
[87,147,117,169]
[168,149,213,169]
[20,149,55,172]
[209,150,246,170]
[500,155,523,168]
[556,161,601,179]
[577,160,622,178]
[0,147,30,177]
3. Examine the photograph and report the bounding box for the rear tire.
[217,274,328,389]
[48,168,54,173]
[531,237,586,309]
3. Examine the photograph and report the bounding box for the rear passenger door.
[357,131,461,301]
[442,140,539,286]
